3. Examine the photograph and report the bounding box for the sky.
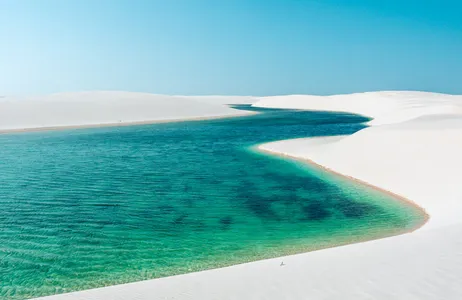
[1,0,461,96]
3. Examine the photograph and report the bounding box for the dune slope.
[0,92,256,131]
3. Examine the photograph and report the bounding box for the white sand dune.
[255,91,462,125]
[0,92,256,131]
[34,91,462,299]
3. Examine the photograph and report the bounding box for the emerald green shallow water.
[0,106,425,299]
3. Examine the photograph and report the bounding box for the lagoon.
[0,106,425,299]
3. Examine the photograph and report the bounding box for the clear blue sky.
[1,0,461,96]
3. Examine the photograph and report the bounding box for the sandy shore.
[0,111,256,134]
[0,92,257,132]
[29,91,462,299]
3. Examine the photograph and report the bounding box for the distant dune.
[0,92,257,132]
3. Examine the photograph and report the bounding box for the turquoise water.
[0,106,425,299]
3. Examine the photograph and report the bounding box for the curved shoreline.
[31,138,428,299]
[33,135,429,300]
[33,123,429,300]
[34,137,439,300]
[256,144,430,233]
